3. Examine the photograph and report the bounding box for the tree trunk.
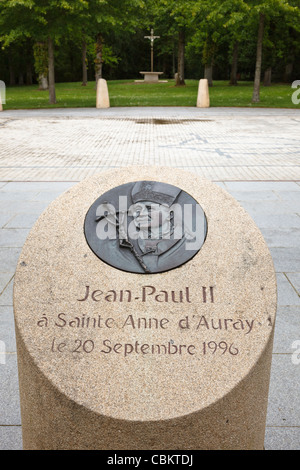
[82,39,88,86]
[229,42,239,85]
[19,73,24,86]
[204,64,213,87]
[95,33,103,84]
[48,37,56,104]
[252,13,265,103]
[176,29,185,86]
[263,67,272,86]
[9,64,16,86]
[26,64,33,85]
[38,74,48,90]
[172,42,176,78]
[283,62,293,82]
[34,41,48,89]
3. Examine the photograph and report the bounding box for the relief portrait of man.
[84,181,207,274]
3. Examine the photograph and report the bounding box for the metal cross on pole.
[144,28,160,72]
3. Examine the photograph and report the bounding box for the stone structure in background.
[96,78,110,109]
[139,29,165,83]
[197,79,210,108]
[0,80,5,111]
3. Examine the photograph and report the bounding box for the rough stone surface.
[13,166,277,450]
[96,79,110,109]
[197,79,210,108]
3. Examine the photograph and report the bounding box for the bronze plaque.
[84,181,207,274]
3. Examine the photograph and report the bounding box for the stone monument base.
[138,72,165,83]
[14,166,277,450]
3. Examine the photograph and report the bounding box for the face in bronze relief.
[84,181,207,274]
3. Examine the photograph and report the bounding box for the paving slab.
[0,306,16,351]
[272,306,300,353]
[265,427,300,451]
[2,182,75,192]
[0,277,14,306]
[0,213,15,228]
[241,201,296,216]
[0,191,39,202]
[276,273,300,306]
[285,273,300,295]
[0,247,22,272]
[4,213,40,229]
[228,190,281,201]
[0,273,14,295]
[270,247,300,273]
[0,201,50,214]
[0,354,21,425]
[224,181,300,191]
[0,426,22,450]
[245,213,300,229]
[0,229,31,248]
[259,228,299,248]
[266,354,300,428]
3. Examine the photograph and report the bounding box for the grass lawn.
[2,79,299,109]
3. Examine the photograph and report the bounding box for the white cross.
[144,29,160,72]
[144,28,160,46]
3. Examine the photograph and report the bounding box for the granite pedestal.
[13,166,277,450]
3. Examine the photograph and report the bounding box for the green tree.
[0,0,88,103]
[33,41,49,90]
[249,0,299,102]
[143,0,197,85]
[75,0,145,84]
[188,0,250,86]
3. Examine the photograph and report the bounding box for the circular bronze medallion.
[84,181,207,274]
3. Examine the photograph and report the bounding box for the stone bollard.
[0,80,5,111]
[197,78,210,108]
[96,78,110,109]
[14,166,277,450]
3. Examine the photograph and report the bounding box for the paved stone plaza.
[0,107,299,181]
[0,107,299,449]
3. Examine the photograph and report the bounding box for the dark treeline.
[0,0,299,104]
